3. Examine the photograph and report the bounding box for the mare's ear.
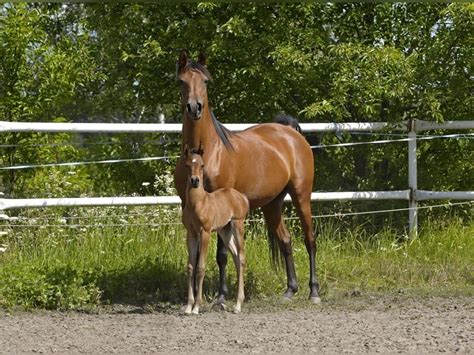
[178,49,188,71]
[197,51,207,66]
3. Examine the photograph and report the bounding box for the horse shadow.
[96,257,187,308]
[95,250,240,310]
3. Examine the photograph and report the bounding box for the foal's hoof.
[233,302,242,314]
[310,296,322,304]
[182,305,193,314]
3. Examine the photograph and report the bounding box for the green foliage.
[0,4,103,196]
[0,264,101,310]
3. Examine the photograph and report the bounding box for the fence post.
[408,118,418,238]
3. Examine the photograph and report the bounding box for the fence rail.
[0,191,410,211]
[1,119,473,133]
[1,119,473,236]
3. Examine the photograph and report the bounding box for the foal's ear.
[197,51,207,66]
[196,142,204,156]
[178,49,188,71]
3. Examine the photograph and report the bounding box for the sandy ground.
[0,297,472,353]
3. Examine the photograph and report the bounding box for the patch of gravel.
[0,297,472,353]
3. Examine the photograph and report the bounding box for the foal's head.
[184,148,205,189]
[177,49,211,121]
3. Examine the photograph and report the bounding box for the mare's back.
[223,123,313,206]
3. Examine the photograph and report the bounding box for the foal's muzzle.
[190,175,200,188]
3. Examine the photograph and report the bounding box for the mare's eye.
[203,79,208,85]
[178,79,184,85]
[201,164,204,168]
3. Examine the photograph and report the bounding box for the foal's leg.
[219,221,246,313]
[288,184,320,303]
[193,229,211,314]
[185,231,198,314]
[262,196,298,300]
[232,219,246,313]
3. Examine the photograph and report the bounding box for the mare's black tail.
[274,114,302,133]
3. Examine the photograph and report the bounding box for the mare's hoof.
[233,307,241,314]
[281,295,292,303]
[282,288,296,302]
[212,302,227,311]
[310,296,322,304]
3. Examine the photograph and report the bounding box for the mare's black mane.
[211,111,234,151]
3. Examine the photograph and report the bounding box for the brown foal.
[182,149,249,314]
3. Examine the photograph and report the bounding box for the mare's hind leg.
[288,185,321,303]
[215,236,228,308]
[262,195,298,300]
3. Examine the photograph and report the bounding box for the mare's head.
[177,49,212,121]
[184,147,205,189]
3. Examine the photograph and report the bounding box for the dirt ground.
[0,296,472,353]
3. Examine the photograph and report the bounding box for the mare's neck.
[181,108,219,153]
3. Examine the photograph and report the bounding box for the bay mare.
[173,49,320,304]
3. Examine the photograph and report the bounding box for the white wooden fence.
[0,119,472,237]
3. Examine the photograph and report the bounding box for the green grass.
[0,207,472,310]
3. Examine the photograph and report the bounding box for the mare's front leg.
[184,230,198,314]
[193,229,211,314]
[215,235,228,307]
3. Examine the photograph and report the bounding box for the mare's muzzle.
[186,101,203,120]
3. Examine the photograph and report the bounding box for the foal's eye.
[178,79,184,85]
[201,164,204,168]
[203,79,208,85]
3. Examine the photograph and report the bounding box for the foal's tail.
[274,114,302,134]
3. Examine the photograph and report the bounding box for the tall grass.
[0,206,472,310]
